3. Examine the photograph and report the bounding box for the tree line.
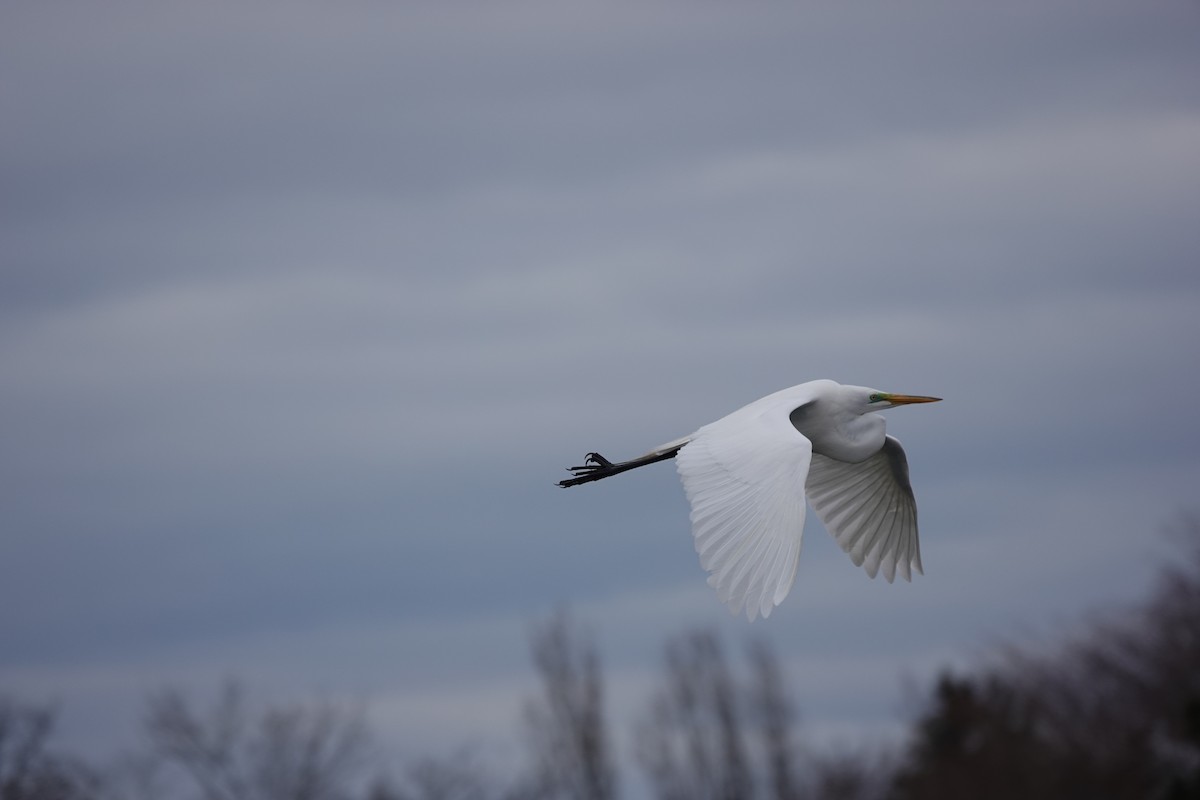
[4,519,1199,800]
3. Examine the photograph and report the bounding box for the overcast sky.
[3,0,1200,785]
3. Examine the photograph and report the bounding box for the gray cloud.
[2,0,1199,771]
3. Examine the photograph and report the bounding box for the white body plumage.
[559,379,941,620]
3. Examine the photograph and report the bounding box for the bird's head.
[796,381,942,463]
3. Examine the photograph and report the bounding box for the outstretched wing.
[675,399,814,621]
[805,435,923,582]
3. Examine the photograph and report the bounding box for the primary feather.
[806,437,923,583]
[676,393,814,621]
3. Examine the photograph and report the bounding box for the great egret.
[558,379,941,620]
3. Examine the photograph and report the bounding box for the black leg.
[556,445,683,488]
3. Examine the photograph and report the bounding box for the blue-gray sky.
[3,0,1200,777]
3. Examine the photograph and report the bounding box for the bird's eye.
[868,393,885,403]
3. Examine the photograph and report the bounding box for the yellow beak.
[886,394,942,405]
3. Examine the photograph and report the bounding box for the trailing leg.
[557,445,684,488]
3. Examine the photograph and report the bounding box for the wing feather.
[805,435,923,583]
[676,399,813,621]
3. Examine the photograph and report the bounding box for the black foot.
[557,452,615,488]
[583,452,612,467]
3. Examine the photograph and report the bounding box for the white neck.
[790,398,886,463]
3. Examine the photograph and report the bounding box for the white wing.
[805,435,923,582]
[675,398,814,621]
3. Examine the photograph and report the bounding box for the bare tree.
[890,517,1200,800]
[368,749,494,800]
[0,696,99,800]
[143,681,371,800]
[802,749,892,800]
[746,640,798,800]
[523,611,617,800]
[636,630,754,800]
[92,753,167,800]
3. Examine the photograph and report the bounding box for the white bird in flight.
[558,379,941,620]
